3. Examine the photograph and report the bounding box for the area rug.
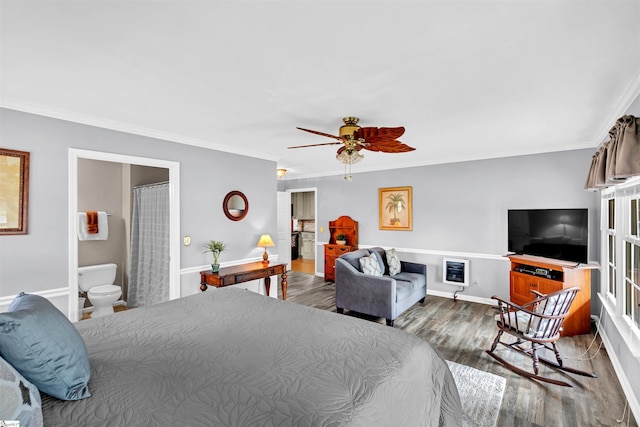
[447,360,506,427]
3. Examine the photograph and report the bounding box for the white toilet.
[78,263,122,318]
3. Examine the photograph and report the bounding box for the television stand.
[507,254,598,336]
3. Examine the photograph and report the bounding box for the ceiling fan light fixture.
[337,149,363,181]
[336,150,363,165]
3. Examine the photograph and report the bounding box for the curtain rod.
[133,181,170,189]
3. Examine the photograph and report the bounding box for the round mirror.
[223,191,249,221]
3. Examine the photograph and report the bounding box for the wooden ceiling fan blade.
[288,141,343,149]
[357,127,414,152]
[296,127,343,140]
[363,141,416,153]
[355,126,405,142]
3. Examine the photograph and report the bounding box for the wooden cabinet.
[324,244,357,282]
[292,193,303,218]
[508,254,596,336]
[324,216,359,282]
[300,232,315,259]
[292,192,315,219]
[304,193,315,219]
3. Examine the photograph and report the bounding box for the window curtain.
[129,182,170,307]
[585,115,640,190]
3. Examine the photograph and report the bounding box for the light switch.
[320,226,324,233]
[184,236,191,246]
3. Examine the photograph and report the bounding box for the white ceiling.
[2,1,640,180]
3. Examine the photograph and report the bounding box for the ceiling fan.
[288,117,415,180]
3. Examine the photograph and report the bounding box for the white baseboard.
[0,287,69,312]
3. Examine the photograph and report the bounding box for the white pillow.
[0,355,43,427]
[385,248,401,275]
[359,253,383,276]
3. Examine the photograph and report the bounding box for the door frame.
[288,188,317,269]
[68,148,181,321]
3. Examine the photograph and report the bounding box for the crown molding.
[591,69,640,148]
[0,100,280,162]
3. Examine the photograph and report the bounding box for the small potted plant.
[336,233,347,245]
[204,240,228,272]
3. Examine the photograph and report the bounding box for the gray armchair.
[335,247,427,327]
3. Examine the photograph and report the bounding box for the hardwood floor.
[280,271,638,427]
[291,258,315,275]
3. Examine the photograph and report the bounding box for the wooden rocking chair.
[486,286,597,387]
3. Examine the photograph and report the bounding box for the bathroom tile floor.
[81,304,128,321]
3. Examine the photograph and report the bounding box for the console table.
[200,262,288,299]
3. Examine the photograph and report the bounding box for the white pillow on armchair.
[385,248,401,275]
[359,253,383,276]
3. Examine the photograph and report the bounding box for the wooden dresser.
[324,216,358,282]
[507,254,597,336]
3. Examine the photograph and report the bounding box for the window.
[623,198,640,329]
[602,178,640,354]
[606,199,616,298]
[631,198,639,237]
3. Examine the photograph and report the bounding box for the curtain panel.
[585,115,640,191]
[129,182,170,307]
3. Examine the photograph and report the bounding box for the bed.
[38,287,461,426]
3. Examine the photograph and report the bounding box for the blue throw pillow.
[0,355,43,426]
[0,293,91,400]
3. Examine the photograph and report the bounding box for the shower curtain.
[129,182,170,307]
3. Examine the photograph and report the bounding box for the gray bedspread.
[42,287,461,426]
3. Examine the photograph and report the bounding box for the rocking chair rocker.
[486,286,597,387]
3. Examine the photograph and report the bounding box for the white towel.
[78,211,109,240]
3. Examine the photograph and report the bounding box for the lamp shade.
[257,234,275,248]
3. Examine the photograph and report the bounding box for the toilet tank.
[78,263,117,292]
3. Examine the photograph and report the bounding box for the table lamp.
[257,234,275,265]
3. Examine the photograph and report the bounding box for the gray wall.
[285,148,599,302]
[0,108,278,297]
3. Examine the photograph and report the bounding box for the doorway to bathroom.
[68,149,180,322]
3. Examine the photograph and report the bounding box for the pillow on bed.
[0,292,91,400]
[359,253,383,276]
[0,355,43,427]
[385,248,401,275]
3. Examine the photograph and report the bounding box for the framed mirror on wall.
[0,148,30,235]
[223,190,249,221]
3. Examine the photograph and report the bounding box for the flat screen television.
[508,209,588,264]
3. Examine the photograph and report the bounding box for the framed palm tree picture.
[379,186,412,231]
